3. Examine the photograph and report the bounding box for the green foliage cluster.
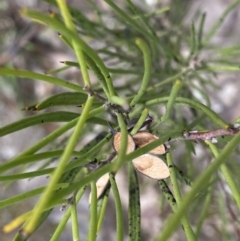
[1,0,240,241]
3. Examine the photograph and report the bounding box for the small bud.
[210,137,218,143]
[60,204,67,212]
[182,131,190,138]
[189,130,198,133]
[127,115,153,131]
[233,123,240,129]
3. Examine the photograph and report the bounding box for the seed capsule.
[133,132,166,155]
[132,154,170,180]
[112,132,136,154]
[89,173,110,204]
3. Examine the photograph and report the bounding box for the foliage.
[1,0,240,241]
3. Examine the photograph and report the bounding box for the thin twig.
[167,124,240,144]
[83,85,128,115]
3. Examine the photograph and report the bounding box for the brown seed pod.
[89,173,110,204]
[132,132,166,155]
[113,132,135,154]
[132,154,170,180]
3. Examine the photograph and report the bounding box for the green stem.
[0,184,67,209]
[49,187,86,241]
[128,162,140,241]
[130,38,151,107]
[203,0,240,46]
[206,141,240,209]
[189,22,196,58]
[46,134,178,202]
[158,180,177,211]
[146,96,228,128]
[96,187,110,234]
[126,0,157,38]
[71,199,80,241]
[103,0,167,56]
[109,173,124,241]
[130,108,149,135]
[21,9,116,97]
[52,163,114,202]
[22,96,94,237]
[157,132,240,241]
[160,80,182,122]
[0,130,109,174]
[0,151,75,174]
[0,68,84,92]
[197,13,206,51]
[57,0,90,87]
[0,111,79,137]
[60,48,109,97]
[88,182,98,241]
[195,185,212,236]
[0,168,56,181]
[112,113,128,172]
[146,68,190,92]
[166,153,197,241]
[5,105,104,167]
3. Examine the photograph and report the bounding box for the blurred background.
[1,0,240,240]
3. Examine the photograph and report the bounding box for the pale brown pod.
[132,132,166,155]
[113,132,135,154]
[89,173,110,204]
[132,154,170,180]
